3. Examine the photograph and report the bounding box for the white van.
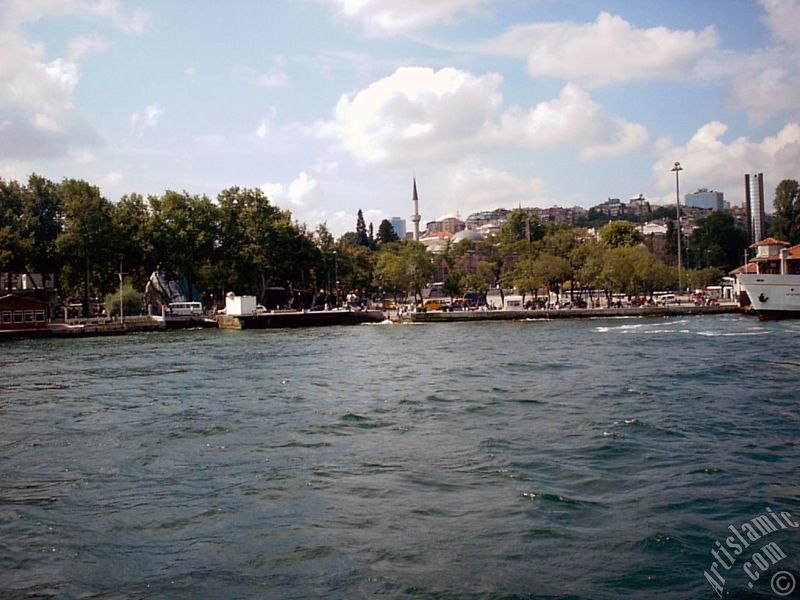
[659,294,677,306]
[169,301,203,316]
[503,295,524,310]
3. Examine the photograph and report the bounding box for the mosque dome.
[452,230,485,244]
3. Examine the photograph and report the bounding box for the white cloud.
[316,66,503,164]
[33,113,63,133]
[260,171,320,207]
[482,12,718,87]
[130,104,165,137]
[321,0,485,36]
[233,65,289,88]
[287,171,318,206]
[256,119,269,139]
[760,0,800,49]
[653,121,800,207]
[728,63,799,125]
[0,1,151,35]
[259,181,284,198]
[712,1,800,124]
[434,157,551,217]
[67,35,108,60]
[42,58,81,91]
[104,170,123,186]
[313,160,339,175]
[486,84,648,159]
[0,28,99,159]
[318,69,646,164]
[184,66,196,80]
[0,1,145,162]
[88,1,151,35]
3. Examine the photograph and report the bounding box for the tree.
[497,209,543,257]
[335,243,374,294]
[376,219,399,245]
[686,267,723,291]
[769,179,800,244]
[532,253,571,300]
[214,187,320,302]
[0,179,30,292]
[373,241,432,302]
[442,270,464,303]
[688,211,747,272]
[113,193,154,289]
[56,179,119,313]
[149,190,218,301]
[22,174,61,288]
[104,283,143,317]
[574,239,607,306]
[503,252,542,302]
[599,220,644,248]
[355,209,369,247]
[463,260,495,295]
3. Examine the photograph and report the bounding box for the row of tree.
[3,173,794,314]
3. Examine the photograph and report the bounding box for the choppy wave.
[0,317,797,599]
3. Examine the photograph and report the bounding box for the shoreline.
[0,304,749,340]
[404,303,743,323]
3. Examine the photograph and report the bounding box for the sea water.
[1,315,798,598]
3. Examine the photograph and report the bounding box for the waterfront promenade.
[404,303,741,323]
[0,303,746,340]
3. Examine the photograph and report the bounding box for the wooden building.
[0,294,49,330]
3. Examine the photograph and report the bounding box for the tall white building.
[745,173,765,244]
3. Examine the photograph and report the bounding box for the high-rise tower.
[412,177,421,241]
[745,173,765,244]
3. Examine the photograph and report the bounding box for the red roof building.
[0,294,49,330]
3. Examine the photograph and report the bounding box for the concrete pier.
[406,304,742,323]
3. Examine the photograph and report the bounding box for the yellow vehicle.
[424,299,445,311]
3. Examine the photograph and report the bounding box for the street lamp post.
[119,260,124,324]
[671,161,683,293]
[333,250,338,308]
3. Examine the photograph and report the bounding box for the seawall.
[406,304,742,323]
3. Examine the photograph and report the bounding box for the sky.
[2,0,800,236]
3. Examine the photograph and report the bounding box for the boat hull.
[738,273,800,320]
[218,309,386,329]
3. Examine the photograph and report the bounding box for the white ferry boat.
[736,238,800,320]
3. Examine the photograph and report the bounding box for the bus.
[168,301,203,316]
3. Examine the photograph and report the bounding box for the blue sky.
[2,1,799,235]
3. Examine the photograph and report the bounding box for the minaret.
[412,177,421,241]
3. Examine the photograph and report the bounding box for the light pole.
[119,260,124,324]
[671,161,683,293]
[333,250,338,308]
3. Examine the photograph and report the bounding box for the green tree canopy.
[769,179,800,244]
[376,219,400,245]
[688,211,748,272]
[56,179,118,312]
[373,241,432,301]
[599,220,645,248]
[149,190,218,301]
[0,179,30,290]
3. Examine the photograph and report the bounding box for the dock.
[406,304,742,323]
[0,315,214,341]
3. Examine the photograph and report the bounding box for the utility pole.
[671,162,683,293]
